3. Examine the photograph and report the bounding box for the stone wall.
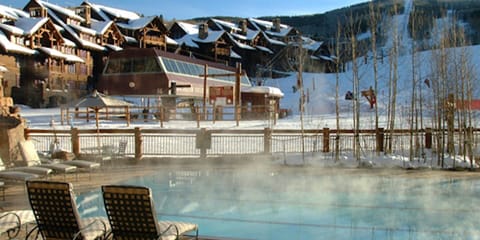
[0,116,25,166]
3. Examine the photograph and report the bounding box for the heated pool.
[77,168,480,240]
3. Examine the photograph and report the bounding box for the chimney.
[239,19,247,35]
[76,5,91,27]
[272,18,281,32]
[84,6,91,27]
[198,23,208,40]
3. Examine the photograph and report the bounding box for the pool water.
[77,168,480,240]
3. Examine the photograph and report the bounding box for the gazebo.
[68,90,133,127]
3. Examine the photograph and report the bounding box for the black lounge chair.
[102,185,199,240]
[25,180,109,240]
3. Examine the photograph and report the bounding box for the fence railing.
[25,127,480,160]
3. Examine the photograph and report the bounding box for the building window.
[68,64,76,74]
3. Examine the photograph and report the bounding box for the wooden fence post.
[264,128,272,154]
[71,128,80,157]
[196,106,200,128]
[134,127,142,161]
[60,108,65,125]
[323,128,330,152]
[66,108,70,125]
[376,128,384,152]
[425,128,432,149]
[24,128,31,140]
[159,106,164,128]
[125,106,130,127]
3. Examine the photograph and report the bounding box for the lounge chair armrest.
[0,212,21,239]
[73,218,108,240]
[157,223,179,240]
[25,225,40,240]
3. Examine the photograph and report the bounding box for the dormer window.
[30,7,47,17]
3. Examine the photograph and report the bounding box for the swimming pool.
[77,168,480,240]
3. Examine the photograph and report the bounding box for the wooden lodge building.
[0,0,333,113]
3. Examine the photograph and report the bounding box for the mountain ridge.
[190,0,480,45]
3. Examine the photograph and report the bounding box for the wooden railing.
[59,104,281,128]
[25,127,480,161]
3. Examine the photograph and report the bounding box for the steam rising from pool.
[77,165,480,240]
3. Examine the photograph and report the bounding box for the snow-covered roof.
[302,37,324,51]
[78,38,105,51]
[319,55,335,62]
[117,16,156,30]
[46,6,105,51]
[0,5,29,20]
[256,45,273,54]
[68,23,97,35]
[14,17,50,35]
[166,36,178,45]
[211,18,241,32]
[243,86,284,98]
[83,2,109,22]
[0,22,24,35]
[248,18,295,39]
[175,34,199,48]
[230,29,260,42]
[176,22,198,35]
[124,35,137,44]
[249,18,288,29]
[87,2,141,21]
[37,0,84,22]
[0,30,36,55]
[261,32,286,46]
[230,50,241,59]
[37,46,84,62]
[62,37,76,47]
[90,20,114,35]
[193,30,225,44]
[228,35,255,50]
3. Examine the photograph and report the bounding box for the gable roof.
[90,20,114,35]
[0,5,30,20]
[0,30,37,55]
[33,0,105,51]
[175,21,199,35]
[0,17,49,36]
[82,1,140,22]
[35,0,84,22]
[210,18,241,32]
[248,18,295,38]
[116,16,156,30]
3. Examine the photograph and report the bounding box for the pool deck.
[2,157,480,240]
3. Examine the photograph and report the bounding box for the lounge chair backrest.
[26,181,84,240]
[102,185,160,240]
[0,157,5,171]
[18,140,42,166]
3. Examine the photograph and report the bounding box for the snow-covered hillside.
[263,0,479,129]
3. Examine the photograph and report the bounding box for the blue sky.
[3,0,368,20]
